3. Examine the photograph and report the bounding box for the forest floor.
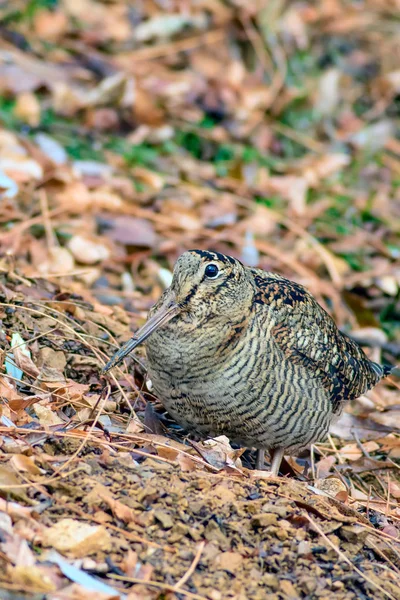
[0,1,400,599]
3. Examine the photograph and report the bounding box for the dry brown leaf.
[0,376,22,402]
[48,583,120,600]
[33,9,68,41]
[10,454,44,476]
[1,531,36,566]
[381,525,399,539]
[191,436,243,470]
[315,455,336,479]
[33,403,64,426]
[7,564,58,592]
[41,518,112,557]
[330,411,398,441]
[67,235,110,264]
[0,498,36,520]
[176,453,198,472]
[38,247,75,276]
[97,490,138,525]
[12,346,40,379]
[388,481,400,499]
[314,477,348,499]
[13,92,41,127]
[338,441,379,461]
[104,216,157,247]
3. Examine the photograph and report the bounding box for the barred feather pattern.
[144,250,389,455]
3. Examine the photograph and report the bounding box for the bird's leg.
[253,448,283,477]
[269,448,284,476]
[255,449,265,470]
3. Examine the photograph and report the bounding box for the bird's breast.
[144,311,333,451]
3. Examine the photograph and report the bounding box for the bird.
[103,249,398,476]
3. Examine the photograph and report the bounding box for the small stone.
[262,503,289,518]
[67,235,110,265]
[297,541,311,555]
[215,551,242,574]
[251,513,278,528]
[153,510,173,529]
[300,577,317,594]
[275,527,289,541]
[263,574,279,588]
[332,581,344,589]
[339,525,368,544]
[208,592,222,600]
[249,568,262,581]
[280,579,299,598]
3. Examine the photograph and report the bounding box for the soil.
[0,271,399,600]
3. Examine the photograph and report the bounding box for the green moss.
[255,195,284,210]
[0,97,19,129]
[0,0,58,24]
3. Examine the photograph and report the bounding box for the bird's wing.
[251,270,384,411]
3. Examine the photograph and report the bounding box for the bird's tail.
[383,365,400,378]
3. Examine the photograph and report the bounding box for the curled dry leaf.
[11,333,41,379]
[191,435,243,470]
[97,489,138,525]
[313,477,348,500]
[10,454,45,476]
[0,376,22,402]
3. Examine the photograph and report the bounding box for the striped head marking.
[102,249,253,371]
[170,250,250,310]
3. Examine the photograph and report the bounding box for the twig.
[367,537,400,575]
[173,541,205,592]
[386,472,391,519]
[366,484,372,521]
[305,514,398,600]
[39,189,56,250]
[327,434,345,464]
[108,573,208,600]
[271,121,326,154]
[61,502,174,552]
[123,28,226,62]
[353,430,371,458]
[52,385,111,477]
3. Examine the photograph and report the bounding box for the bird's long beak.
[102,299,179,373]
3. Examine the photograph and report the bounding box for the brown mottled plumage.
[104,250,396,475]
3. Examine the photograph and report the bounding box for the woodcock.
[104,250,398,475]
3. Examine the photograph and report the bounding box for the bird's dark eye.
[204,264,219,279]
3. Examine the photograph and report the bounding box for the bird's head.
[103,249,253,372]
